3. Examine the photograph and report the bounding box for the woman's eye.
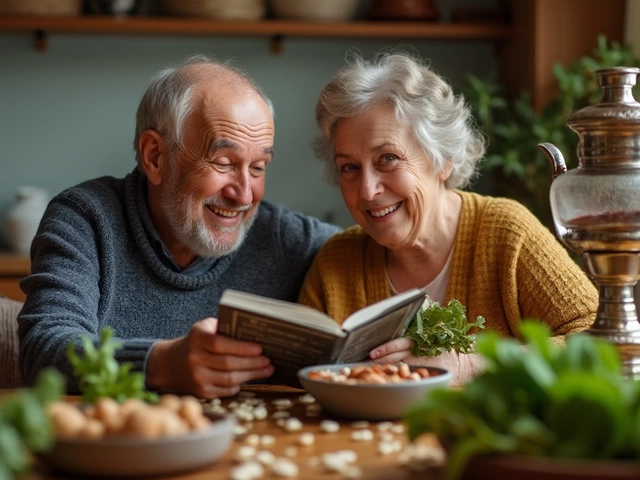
[339,163,359,173]
[380,154,398,164]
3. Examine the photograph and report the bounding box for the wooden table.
[5,385,445,480]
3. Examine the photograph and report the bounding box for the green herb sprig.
[404,321,639,480]
[67,326,157,404]
[404,299,486,357]
[0,368,64,480]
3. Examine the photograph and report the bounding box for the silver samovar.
[538,67,640,377]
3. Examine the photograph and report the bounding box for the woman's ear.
[139,130,167,186]
[439,161,454,182]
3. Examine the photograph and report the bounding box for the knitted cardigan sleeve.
[447,192,598,341]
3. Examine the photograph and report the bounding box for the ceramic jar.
[4,186,48,255]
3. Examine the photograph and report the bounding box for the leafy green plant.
[464,35,640,227]
[67,326,158,404]
[404,299,486,357]
[0,369,64,480]
[404,321,640,480]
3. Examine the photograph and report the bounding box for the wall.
[0,1,501,249]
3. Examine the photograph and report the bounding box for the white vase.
[4,186,49,255]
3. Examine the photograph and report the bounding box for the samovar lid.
[567,67,640,130]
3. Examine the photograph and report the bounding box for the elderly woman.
[298,52,598,384]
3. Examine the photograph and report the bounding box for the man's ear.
[139,130,167,186]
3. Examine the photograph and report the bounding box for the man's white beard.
[159,166,258,259]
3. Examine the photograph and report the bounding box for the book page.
[341,288,425,332]
[219,290,343,336]
[217,308,346,387]
[337,290,425,363]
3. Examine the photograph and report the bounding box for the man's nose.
[223,170,253,205]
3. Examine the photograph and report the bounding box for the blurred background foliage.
[464,35,640,228]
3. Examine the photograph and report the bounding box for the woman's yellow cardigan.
[298,191,598,341]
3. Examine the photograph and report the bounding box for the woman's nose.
[359,170,383,201]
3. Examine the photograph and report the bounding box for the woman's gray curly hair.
[313,51,485,189]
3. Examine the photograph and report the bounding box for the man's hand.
[145,317,274,398]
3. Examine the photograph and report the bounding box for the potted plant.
[464,35,640,228]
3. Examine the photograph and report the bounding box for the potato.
[93,397,124,434]
[48,402,87,438]
[123,405,167,439]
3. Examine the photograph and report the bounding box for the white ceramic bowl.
[38,413,235,477]
[270,0,360,22]
[298,363,452,421]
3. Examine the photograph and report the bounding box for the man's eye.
[212,162,232,172]
[250,165,266,176]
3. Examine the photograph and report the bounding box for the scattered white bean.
[270,457,299,477]
[255,450,275,466]
[320,420,340,433]
[390,424,405,434]
[253,405,268,420]
[272,398,292,409]
[378,439,403,455]
[351,429,374,442]
[260,434,276,446]
[234,445,257,462]
[229,461,263,480]
[244,433,260,446]
[272,410,291,419]
[376,421,393,432]
[297,432,315,446]
[283,417,303,432]
[233,425,248,437]
[298,393,316,404]
[398,443,446,472]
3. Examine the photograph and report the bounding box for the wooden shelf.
[0,15,512,52]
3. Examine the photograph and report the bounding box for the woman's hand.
[369,338,485,386]
[145,317,274,399]
[369,337,414,364]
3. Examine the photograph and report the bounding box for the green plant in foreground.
[464,34,640,228]
[67,326,157,404]
[404,299,486,357]
[0,369,64,480]
[404,321,640,480]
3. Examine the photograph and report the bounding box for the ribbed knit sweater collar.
[124,169,239,290]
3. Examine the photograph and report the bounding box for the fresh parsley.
[404,299,486,357]
[67,326,158,404]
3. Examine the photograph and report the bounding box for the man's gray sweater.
[17,169,340,387]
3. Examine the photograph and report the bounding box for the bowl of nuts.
[39,395,236,477]
[297,362,452,421]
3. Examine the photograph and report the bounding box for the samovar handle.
[537,142,567,180]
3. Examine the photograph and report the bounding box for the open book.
[217,288,427,387]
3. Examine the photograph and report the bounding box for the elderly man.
[18,55,340,398]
